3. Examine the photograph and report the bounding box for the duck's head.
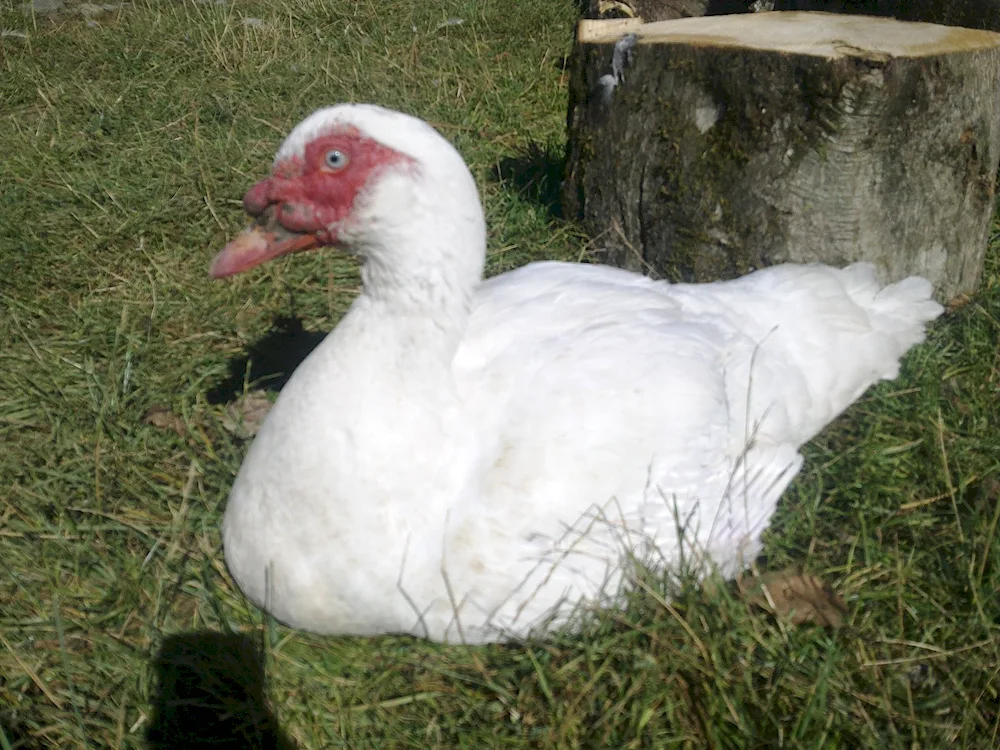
[211,104,485,280]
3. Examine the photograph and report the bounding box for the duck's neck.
[356,255,473,358]
[346,193,487,362]
[274,211,486,487]
[253,178,488,538]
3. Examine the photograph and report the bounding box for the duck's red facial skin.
[211,127,413,278]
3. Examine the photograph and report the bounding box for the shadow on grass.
[147,632,295,750]
[207,315,326,404]
[0,714,46,750]
[493,143,567,219]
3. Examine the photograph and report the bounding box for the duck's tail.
[707,260,944,445]
[836,263,943,381]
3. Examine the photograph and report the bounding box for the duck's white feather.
[220,105,942,643]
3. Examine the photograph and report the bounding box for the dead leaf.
[699,573,727,599]
[32,636,93,654]
[220,391,274,438]
[946,293,971,314]
[142,406,186,437]
[738,569,847,628]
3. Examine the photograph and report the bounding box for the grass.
[1,0,999,747]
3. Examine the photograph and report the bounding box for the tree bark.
[584,0,711,22]
[774,1,1000,32]
[563,12,1000,299]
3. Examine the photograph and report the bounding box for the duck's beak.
[210,224,321,278]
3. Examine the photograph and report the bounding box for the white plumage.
[217,104,942,643]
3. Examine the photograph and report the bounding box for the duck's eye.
[324,149,349,170]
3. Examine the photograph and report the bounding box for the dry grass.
[1,0,999,747]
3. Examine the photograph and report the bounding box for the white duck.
[211,104,942,644]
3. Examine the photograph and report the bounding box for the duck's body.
[214,105,941,643]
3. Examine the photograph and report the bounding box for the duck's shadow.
[0,714,44,750]
[147,632,296,750]
[492,142,567,219]
[207,315,327,404]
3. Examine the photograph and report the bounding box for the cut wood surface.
[564,12,1000,298]
[584,0,1000,33]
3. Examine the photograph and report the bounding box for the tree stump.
[563,12,1000,298]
